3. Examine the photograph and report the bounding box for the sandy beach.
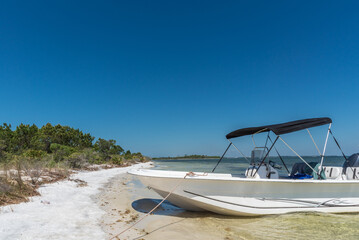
[0,162,152,240]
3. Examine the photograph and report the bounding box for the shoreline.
[152,158,219,160]
[98,167,234,240]
[0,163,145,207]
[0,162,153,240]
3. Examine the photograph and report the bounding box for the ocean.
[153,156,345,176]
[144,157,359,240]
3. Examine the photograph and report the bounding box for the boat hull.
[128,169,359,216]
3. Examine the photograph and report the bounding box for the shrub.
[50,143,76,162]
[23,149,47,159]
[66,152,89,169]
[110,155,123,165]
[22,158,46,185]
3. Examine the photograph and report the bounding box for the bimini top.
[226,117,332,139]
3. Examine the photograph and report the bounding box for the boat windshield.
[251,147,267,165]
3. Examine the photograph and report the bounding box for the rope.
[111,171,206,239]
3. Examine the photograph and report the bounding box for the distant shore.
[154,158,219,160]
[153,155,346,160]
[152,155,220,160]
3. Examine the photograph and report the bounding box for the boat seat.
[245,165,279,179]
[245,166,266,179]
[345,167,359,180]
[322,166,342,180]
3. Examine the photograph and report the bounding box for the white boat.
[129,118,359,216]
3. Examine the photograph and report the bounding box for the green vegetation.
[0,123,148,166]
[153,154,220,160]
[0,123,149,205]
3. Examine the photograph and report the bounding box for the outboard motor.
[343,153,359,174]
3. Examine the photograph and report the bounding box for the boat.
[128,118,359,216]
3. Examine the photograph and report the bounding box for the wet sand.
[98,172,359,240]
[96,172,233,240]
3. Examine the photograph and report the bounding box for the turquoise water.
[153,156,345,175]
[148,157,359,240]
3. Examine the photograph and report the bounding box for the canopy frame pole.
[319,123,331,170]
[279,136,320,176]
[330,129,347,162]
[251,128,268,148]
[264,132,270,149]
[212,142,232,172]
[307,128,322,156]
[268,135,290,174]
[228,140,250,164]
[260,132,270,162]
[329,129,352,175]
[251,135,256,148]
[253,136,279,176]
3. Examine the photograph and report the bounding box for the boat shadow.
[131,198,185,216]
[131,198,259,219]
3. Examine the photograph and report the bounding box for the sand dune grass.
[0,159,70,206]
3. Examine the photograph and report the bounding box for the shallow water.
[193,212,359,240]
[143,158,359,240]
[153,156,344,175]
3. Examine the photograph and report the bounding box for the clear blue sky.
[1,1,358,157]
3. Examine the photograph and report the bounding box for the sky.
[0,0,359,157]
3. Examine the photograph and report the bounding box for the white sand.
[0,162,152,240]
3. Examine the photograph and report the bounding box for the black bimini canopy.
[226,117,332,139]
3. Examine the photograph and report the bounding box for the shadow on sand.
[131,198,185,216]
[131,198,261,219]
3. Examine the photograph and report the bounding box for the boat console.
[245,148,279,179]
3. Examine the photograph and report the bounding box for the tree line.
[0,123,146,168]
